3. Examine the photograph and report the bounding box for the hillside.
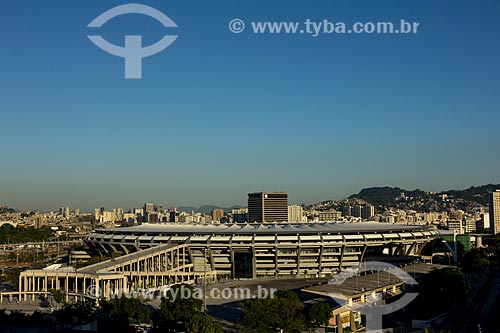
[348,184,500,212]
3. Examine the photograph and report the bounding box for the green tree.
[99,296,151,333]
[50,289,65,309]
[307,302,332,330]
[274,290,305,332]
[0,224,53,243]
[240,297,279,333]
[240,290,306,333]
[110,295,150,324]
[4,267,20,288]
[56,300,98,326]
[186,312,223,333]
[461,248,490,274]
[154,284,204,332]
[408,267,467,318]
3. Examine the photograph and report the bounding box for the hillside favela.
[1,185,499,332]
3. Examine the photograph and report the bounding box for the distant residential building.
[94,207,105,223]
[465,218,476,233]
[144,203,154,214]
[450,210,464,222]
[211,208,224,222]
[342,205,352,217]
[100,210,116,224]
[134,208,143,221]
[170,209,180,223]
[248,192,288,223]
[288,205,304,222]
[123,213,137,224]
[144,203,162,222]
[448,220,464,234]
[351,205,362,218]
[317,209,342,221]
[34,216,44,229]
[361,204,375,220]
[73,208,80,217]
[385,216,395,224]
[477,213,490,231]
[490,191,500,234]
[147,212,159,223]
[231,208,248,223]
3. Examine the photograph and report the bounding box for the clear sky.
[1,0,499,212]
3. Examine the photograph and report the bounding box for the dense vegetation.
[153,284,222,333]
[0,225,54,243]
[350,187,427,207]
[239,290,332,333]
[0,206,16,214]
[443,184,500,206]
[349,183,500,212]
[406,267,467,319]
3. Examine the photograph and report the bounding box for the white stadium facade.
[7,222,439,303]
[86,222,439,279]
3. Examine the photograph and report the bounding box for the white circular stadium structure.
[86,222,439,279]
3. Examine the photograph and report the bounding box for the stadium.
[9,222,440,303]
[85,222,440,279]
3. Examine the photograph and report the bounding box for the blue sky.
[1,0,499,211]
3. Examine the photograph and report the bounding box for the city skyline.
[2,182,500,212]
[1,0,500,211]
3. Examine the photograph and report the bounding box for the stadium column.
[82,276,86,298]
[23,275,27,301]
[339,244,346,272]
[65,276,69,302]
[318,234,324,274]
[230,248,235,279]
[252,235,257,279]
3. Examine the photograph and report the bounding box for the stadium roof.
[93,222,433,236]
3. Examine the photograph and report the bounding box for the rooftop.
[93,222,434,236]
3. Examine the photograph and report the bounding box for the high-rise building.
[465,218,476,233]
[351,205,362,218]
[147,212,159,223]
[34,216,44,229]
[144,203,162,222]
[490,191,500,234]
[248,192,288,223]
[231,208,248,223]
[211,208,224,222]
[317,209,342,221]
[361,204,375,220]
[448,220,464,234]
[144,203,154,214]
[288,205,304,222]
[94,207,105,224]
[477,213,490,231]
[170,209,180,223]
[342,205,352,217]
